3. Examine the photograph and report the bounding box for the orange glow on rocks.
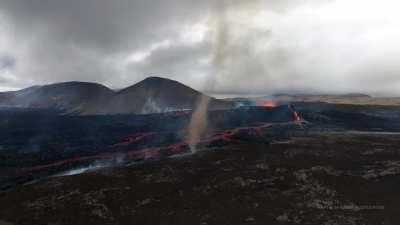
[261,101,278,109]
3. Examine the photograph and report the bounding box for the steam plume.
[188,0,262,153]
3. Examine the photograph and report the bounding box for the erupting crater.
[260,100,279,109]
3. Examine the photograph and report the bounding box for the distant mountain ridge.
[0,77,233,115]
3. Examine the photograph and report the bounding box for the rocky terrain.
[0,131,399,225]
[0,101,400,225]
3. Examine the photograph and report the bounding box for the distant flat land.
[223,94,400,106]
[274,95,400,106]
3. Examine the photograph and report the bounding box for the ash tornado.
[188,0,262,153]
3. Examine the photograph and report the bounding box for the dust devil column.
[188,0,262,153]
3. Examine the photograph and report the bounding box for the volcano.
[0,77,233,115]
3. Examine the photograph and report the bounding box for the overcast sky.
[0,0,400,96]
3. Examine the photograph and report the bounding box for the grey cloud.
[0,54,18,90]
[125,41,212,89]
[0,54,16,71]
[0,0,305,55]
[22,41,117,85]
[0,0,399,96]
[348,55,400,95]
[0,0,215,88]
[0,0,209,54]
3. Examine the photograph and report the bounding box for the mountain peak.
[142,76,174,82]
[42,81,112,91]
[118,76,194,94]
[137,76,186,87]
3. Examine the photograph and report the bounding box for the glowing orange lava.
[293,111,302,122]
[261,101,278,108]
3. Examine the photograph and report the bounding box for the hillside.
[0,77,233,115]
[109,77,232,114]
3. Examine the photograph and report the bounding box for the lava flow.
[24,124,272,174]
[22,105,305,176]
[110,132,155,148]
[288,104,302,123]
[293,111,302,122]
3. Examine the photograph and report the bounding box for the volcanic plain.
[1,102,400,225]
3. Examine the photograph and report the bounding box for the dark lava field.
[1,102,400,225]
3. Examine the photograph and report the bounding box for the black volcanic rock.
[2,131,400,225]
[0,77,233,115]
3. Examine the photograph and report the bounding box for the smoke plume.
[188,0,262,152]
